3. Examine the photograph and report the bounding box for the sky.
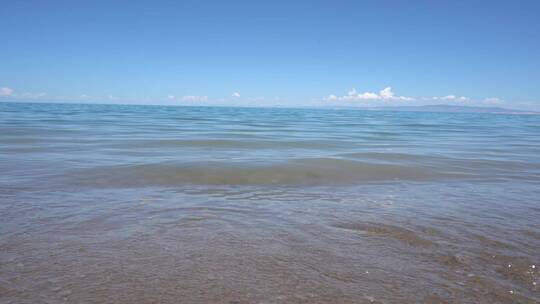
[1,0,539,109]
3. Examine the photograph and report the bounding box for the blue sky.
[1,0,539,109]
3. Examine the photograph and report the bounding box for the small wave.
[111,139,345,149]
[66,158,471,187]
[340,151,439,162]
[334,222,437,247]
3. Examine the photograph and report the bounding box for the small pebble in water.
[509,290,514,295]
[532,265,536,269]
[508,264,512,268]
[364,296,376,303]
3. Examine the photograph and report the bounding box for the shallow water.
[1,102,539,303]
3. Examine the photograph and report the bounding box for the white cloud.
[432,95,470,102]
[0,88,48,99]
[232,92,241,98]
[181,95,208,102]
[0,87,14,96]
[431,95,506,105]
[483,97,504,104]
[327,87,414,102]
[325,87,508,107]
[17,92,47,99]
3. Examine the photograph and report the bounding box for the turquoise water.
[1,102,539,303]
[2,102,539,186]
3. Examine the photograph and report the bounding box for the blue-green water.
[1,102,539,303]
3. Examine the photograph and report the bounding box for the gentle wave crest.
[67,158,486,187]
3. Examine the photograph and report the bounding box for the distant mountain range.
[362,104,539,114]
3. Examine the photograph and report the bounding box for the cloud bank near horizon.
[326,87,507,107]
[0,85,526,109]
[327,87,414,102]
